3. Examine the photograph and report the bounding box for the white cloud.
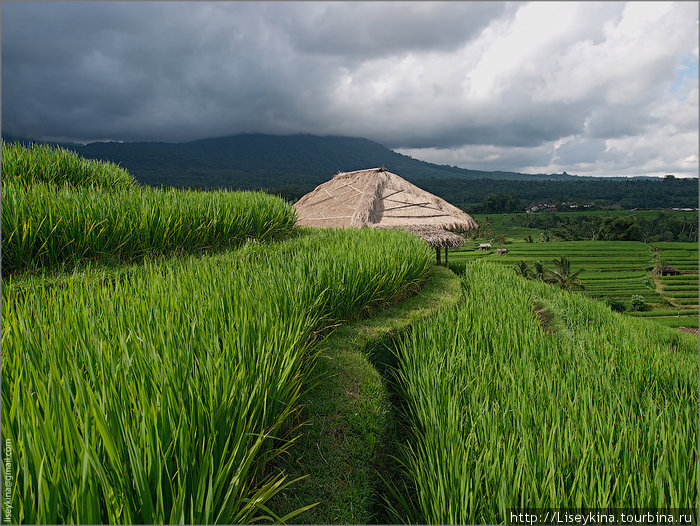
[3,1,698,177]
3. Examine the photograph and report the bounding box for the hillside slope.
[4,133,696,209]
[2,133,572,189]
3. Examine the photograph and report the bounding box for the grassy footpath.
[268,266,461,524]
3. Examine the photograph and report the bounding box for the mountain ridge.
[3,133,696,210]
[2,132,577,187]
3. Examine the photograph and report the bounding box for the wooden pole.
[445,247,449,269]
[436,247,441,265]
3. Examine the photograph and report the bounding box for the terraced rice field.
[451,240,699,329]
[645,242,699,328]
[452,241,659,301]
[390,261,698,524]
[2,142,436,523]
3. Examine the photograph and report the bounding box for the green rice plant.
[2,140,135,189]
[2,181,297,273]
[652,316,699,328]
[663,286,699,292]
[390,260,697,524]
[661,275,698,281]
[668,292,699,299]
[630,309,699,317]
[674,299,698,306]
[2,228,432,524]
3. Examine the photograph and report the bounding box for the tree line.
[511,211,697,242]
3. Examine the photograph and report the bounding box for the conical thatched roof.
[294,167,478,231]
[383,225,467,248]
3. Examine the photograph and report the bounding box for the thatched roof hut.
[294,167,477,231]
[294,167,478,267]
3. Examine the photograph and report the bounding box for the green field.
[2,142,435,523]
[451,241,660,302]
[3,143,697,524]
[453,219,698,329]
[3,229,432,524]
[390,262,697,524]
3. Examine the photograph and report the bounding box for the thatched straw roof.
[385,225,466,248]
[294,167,478,231]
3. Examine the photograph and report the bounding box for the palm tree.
[514,260,530,278]
[532,261,546,281]
[546,256,585,291]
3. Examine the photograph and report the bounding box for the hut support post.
[445,247,449,269]
[436,247,441,265]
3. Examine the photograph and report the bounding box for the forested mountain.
[2,133,574,187]
[3,133,696,210]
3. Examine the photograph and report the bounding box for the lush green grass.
[453,240,699,324]
[269,266,462,524]
[667,292,700,299]
[662,285,699,292]
[661,276,699,283]
[652,316,700,329]
[389,261,697,524]
[2,142,299,274]
[452,241,659,303]
[630,309,699,317]
[2,140,135,190]
[2,181,297,274]
[2,228,432,523]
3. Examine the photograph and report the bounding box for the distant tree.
[514,260,530,278]
[481,192,523,213]
[630,294,647,311]
[606,297,627,312]
[493,233,507,245]
[531,261,546,281]
[268,183,306,203]
[546,256,585,291]
[598,216,642,241]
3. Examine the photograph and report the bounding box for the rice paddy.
[451,239,698,328]
[3,142,696,524]
[2,140,136,190]
[389,261,697,524]
[1,143,434,523]
[3,181,298,274]
[2,229,433,524]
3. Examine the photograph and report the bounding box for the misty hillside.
[3,133,696,210]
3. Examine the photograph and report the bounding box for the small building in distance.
[658,265,681,276]
[525,202,557,213]
[294,167,478,267]
[478,243,492,251]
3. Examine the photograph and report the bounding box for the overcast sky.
[3,1,698,177]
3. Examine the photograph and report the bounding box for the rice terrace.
[1,140,697,524]
[2,2,699,525]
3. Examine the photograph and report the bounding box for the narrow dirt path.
[267,266,462,524]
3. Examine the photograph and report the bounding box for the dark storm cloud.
[2,1,697,176]
[2,2,508,143]
[279,2,511,59]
